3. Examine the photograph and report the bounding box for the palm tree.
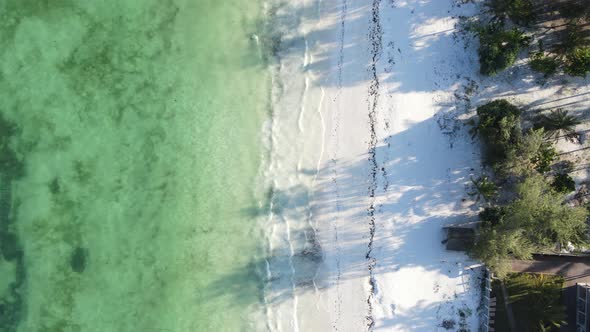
[509,274,567,331]
[534,109,581,143]
[468,176,498,203]
[538,304,567,331]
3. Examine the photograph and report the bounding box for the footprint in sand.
[433,281,441,293]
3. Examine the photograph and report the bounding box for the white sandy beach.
[261,0,590,331]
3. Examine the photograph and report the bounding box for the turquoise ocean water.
[0,1,270,331]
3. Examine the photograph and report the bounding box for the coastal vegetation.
[468,176,498,203]
[470,99,521,165]
[493,273,567,331]
[476,0,590,77]
[470,100,588,277]
[470,99,557,176]
[564,46,590,77]
[477,23,529,76]
[551,173,576,193]
[533,109,581,142]
[466,4,590,330]
[487,0,536,26]
[529,48,559,77]
[474,173,587,275]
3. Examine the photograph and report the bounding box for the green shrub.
[502,128,549,176]
[469,176,498,202]
[473,174,589,276]
[565,46,590,77]
[479,206,507,226]
[530,52,559,77]
[513,174,587,246]
[505,273,567,330]
[507,0,535,25]
[560,1,590,20]
[531,142,556,173]
[475,100,522,164]
[534,109,581,142]
[478,24,529,75]
[472,226,528,278]
[552,173,576,193]
[488,0,536,26]
[563,24,585,51]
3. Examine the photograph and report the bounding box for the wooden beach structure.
[442,221,480,251]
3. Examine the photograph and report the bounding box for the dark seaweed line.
[365,0,382,331]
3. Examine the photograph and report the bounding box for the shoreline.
[261,0,590,329]
[263,0,485,330]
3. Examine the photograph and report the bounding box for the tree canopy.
[507,273,567,331]
[487,0,536,26]
[565,46,590,77]
[475,99,522,165]
[473,174,588,277]
[529,51,559,77]
[478,24,529,76]
[533,109,581,142]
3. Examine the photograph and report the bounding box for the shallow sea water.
[0,1,270,331]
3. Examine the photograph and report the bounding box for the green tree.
[474,100,522,165]
[503,128,549,175]
[508,273,567,331]
[487,0,536,26]
[472,226,532,278]
[565,46,590,77]
[479,206,508,226]
[509,174,587,247]
[474,174,588,276]
[531,141,556,174]
[529,51,559,77]
[551,173,576,193]
[478,23,529,75]
[562,23,586,52]
[474,104,558,176]
[533,109,581,142]
[468,176,498,202]
[559,0,590,20]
